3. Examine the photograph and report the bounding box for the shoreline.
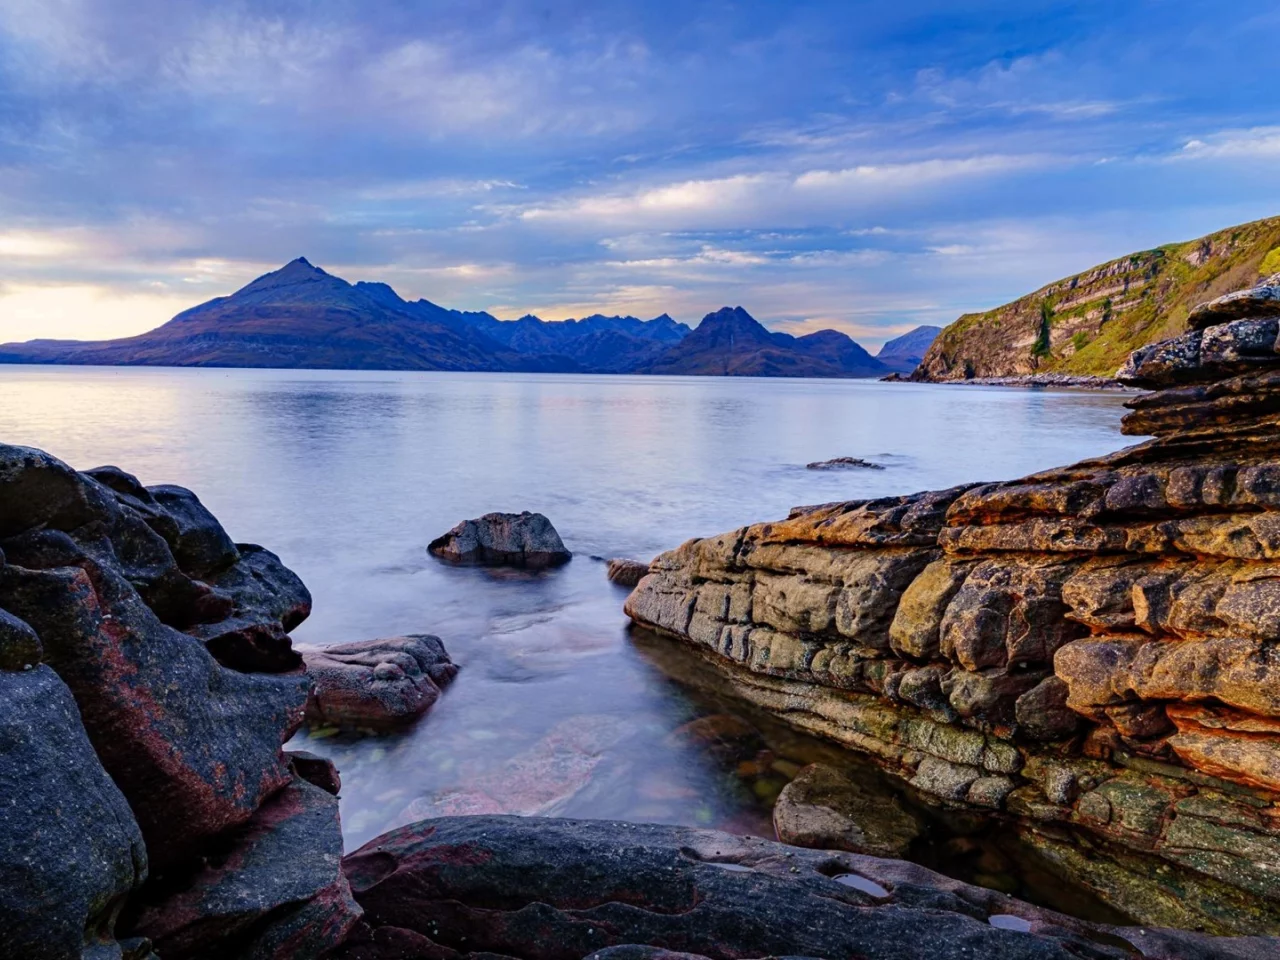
[886,372,1132,390]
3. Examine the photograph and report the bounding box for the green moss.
[1261,247,1280,276]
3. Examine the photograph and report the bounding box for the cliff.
[626,274,1280,935]
[914,215,1280,381]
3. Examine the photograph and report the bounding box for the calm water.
[0,366,1134,911]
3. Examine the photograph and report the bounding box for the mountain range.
[915,214,1280,381]
[0,258,919,379]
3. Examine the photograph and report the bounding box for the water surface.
[0,367,1134,912]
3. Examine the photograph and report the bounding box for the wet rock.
[607,557,651,586]
[429,511,571,568]
[287,749,343,795]
[338,815,1204,960]
[773,763,922,857]
[806,456,885,470]
[128,777,362,960]
[303,634,458,731]
[399,714,630,820]
[0,664,148,960]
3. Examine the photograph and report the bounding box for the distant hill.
[638,306,889,377]
[0,259,887,378]
[875,325,941,374]
[914,215,1280,381]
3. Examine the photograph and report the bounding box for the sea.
[0,365,1137,919]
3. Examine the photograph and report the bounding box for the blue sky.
[1,0,1278,347]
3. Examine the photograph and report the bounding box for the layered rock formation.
[626,277,1280,935]
[0,444,360,959]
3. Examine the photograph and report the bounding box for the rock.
[0,444,314,870]
[772,763,922,857]
[1188,273,1280,329]
[303,635,458,731]
[337,815,1257,959]
[0,605,41,670]
[128,777,362,960]
[806,456,885,470]
[623,276,1280,933]
[607,557,651,586]
[0,664,148,960]
[428,511,571,568]
[287,749,343,795]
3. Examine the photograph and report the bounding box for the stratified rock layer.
[335,815,1274,960]
[626,290,1280,935]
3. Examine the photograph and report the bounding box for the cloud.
[0,282,194,342]
[1176,128,1280,160]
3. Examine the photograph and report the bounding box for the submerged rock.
[336,815,1270,959]
[303,634,458,731]
[806,456,885,470]
[623,277,1280,935]
[428,511,571,568]
[607,557,651,586]
[773,763,922,858]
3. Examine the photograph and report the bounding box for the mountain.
[914,215,1280,381]
[638,306,889,377]
[0,258,561,372]
[875,325,941,374]
[0,259,882,378]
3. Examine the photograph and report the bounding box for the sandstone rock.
[287,749,343,795]
[339,815,1164,960]
[428,511,571,568]
[0,664,148,960]
[607,557,651,586]
[303,634,457,730]
[128,777,362,960]
[772,763,922,857]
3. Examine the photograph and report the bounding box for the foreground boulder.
[0,664,148,960]
[624,277,1280,935]
[302,634,458,730]
[335,816,1273,960]
[127,777,361,960]
[0,444,356,957]
[429,511,571,568]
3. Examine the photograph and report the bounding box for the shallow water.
[0,366,1134,913]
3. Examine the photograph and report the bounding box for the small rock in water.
[606,557,650,587]
[302,634,458,731]
[805,457,885,470]
[429,511,571,568]
[773,763,922,859]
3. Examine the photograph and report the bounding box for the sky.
[1,0,1279,348]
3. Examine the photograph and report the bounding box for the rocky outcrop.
[302,634,458,730]
[429,511,571,568]
[625,280,1280,935]
[806,456,885,470]
[914,216,1280,380]
[334,815,1273,960]
[0,444,359,958]
[607,557,650,587]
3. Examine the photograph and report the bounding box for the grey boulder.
[428,511,571,568]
